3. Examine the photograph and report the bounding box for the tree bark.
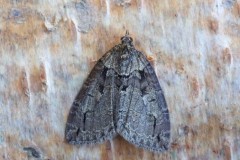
[0,0,239,159]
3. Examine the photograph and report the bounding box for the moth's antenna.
[125,30,129,36]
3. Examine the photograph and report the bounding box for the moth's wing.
[118,52,170,152]
[65,52,119,145]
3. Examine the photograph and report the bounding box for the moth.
[65,32,170,152]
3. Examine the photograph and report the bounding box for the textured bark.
[0,0,239,159]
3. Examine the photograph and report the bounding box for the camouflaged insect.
[65,32,170,152]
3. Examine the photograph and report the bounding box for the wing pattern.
[65,51,119,144]
[65,33,170,152]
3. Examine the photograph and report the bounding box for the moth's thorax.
[102,47,146,76]
[101,35,148,75]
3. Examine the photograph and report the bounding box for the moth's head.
[121,31,133,47]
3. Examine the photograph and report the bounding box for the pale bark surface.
[0,0,239,159]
